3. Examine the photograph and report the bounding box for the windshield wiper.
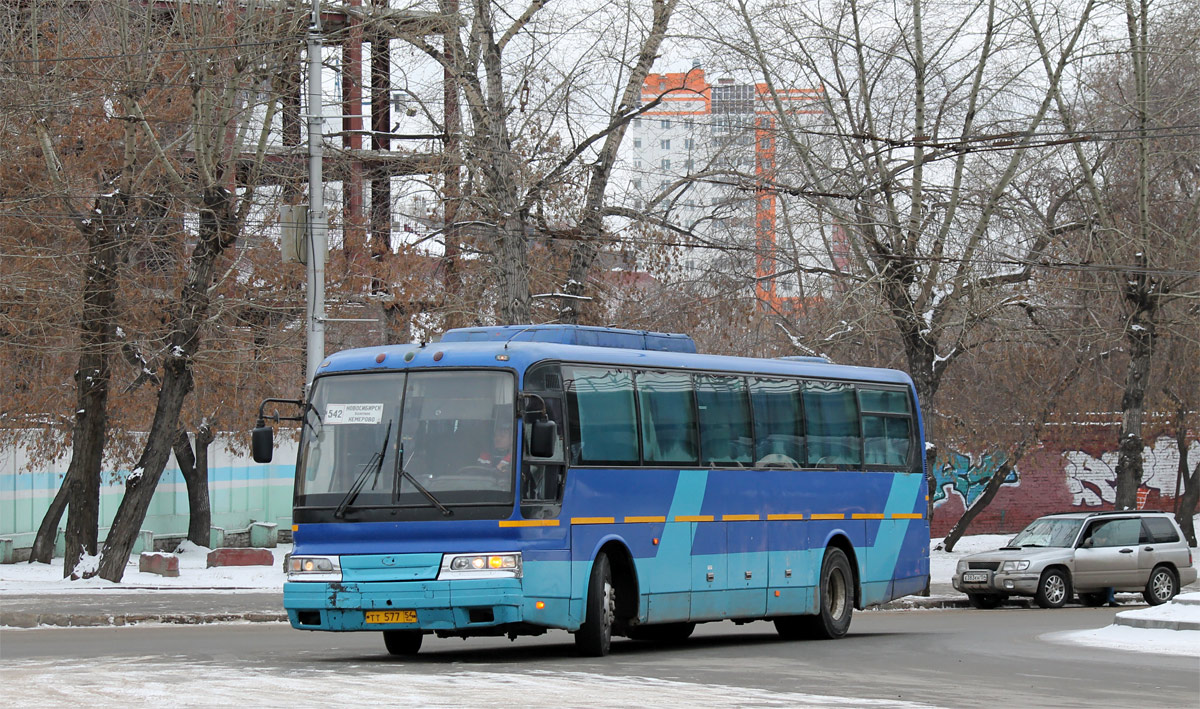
[334,422,391,519]
[393,443,453,517]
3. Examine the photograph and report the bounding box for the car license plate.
[365,610,417,624]
[963,571,989,583]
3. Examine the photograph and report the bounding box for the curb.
[1112,614,1200,631]
[1,611,288,629]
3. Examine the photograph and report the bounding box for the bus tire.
[811,547,855,639]
[383,630,423,656]
[774,547,855,640]
[575,553,615,656]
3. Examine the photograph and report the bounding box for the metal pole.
[306,0,327,388]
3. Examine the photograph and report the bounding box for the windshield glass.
[296,370,515,520]
[1008,517,1084,548]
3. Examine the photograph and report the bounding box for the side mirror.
[529,419,556,458]
[252,425,274,463]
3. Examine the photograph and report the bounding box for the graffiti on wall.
[932,450,1019,507]
[1063,437,1199,506]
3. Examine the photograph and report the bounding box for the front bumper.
[284,579,531,631]
[952,570,1040,596]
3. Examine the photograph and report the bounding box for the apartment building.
[621,64,822,308]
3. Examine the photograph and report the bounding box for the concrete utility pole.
[305,0,327,388]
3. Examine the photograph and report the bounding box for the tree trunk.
[29,476,69,564]
[62,204,121,577]
[942,459,1012,552]
[1174,434,1198,547]
[172,425,214,548]
[96,187,235,582]
[1114,319,1154,509]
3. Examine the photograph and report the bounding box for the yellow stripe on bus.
[498,520,560,528]
[500,512,921,526]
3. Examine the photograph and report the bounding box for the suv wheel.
[1143,565,1178,606]
[1035,569,1070,609]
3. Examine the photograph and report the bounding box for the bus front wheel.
[575,553,615,656]
[383,630,423,656]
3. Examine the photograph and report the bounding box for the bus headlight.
[440,552,522,579]
[287,555,342,582]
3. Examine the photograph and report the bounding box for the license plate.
[365,610,417,624]
[962,571,989,583]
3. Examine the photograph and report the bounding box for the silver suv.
[952,511,1197,609]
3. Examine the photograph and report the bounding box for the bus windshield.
[296,370,516,519]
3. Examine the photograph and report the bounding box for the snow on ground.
[1043,592,1200,658]
[0,541,289,594]
[1,661,935,709]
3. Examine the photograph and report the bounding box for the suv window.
[1142,516,1181,544]
[1081,518,1141,547]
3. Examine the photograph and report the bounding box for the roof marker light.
[433,351,444,361]
[375,353,386,363]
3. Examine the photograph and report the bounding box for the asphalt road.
[3,607,1196,708]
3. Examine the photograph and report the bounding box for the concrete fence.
[0,435,297,562]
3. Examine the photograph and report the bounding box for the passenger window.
[862,415,911,466]
[1085,518,1141,547]
[859,387,913,468]
[637,371,698,466]
[564,366,639,465]
[750,378,804,467]
[696,375,752,467]
[1143,517,1181,544]
[803,381,861,466]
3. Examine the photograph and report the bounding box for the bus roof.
[317,339,916,389]
[439,324,697,353]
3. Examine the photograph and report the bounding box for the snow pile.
[1045,592,1200,658]
[0,542,288,593]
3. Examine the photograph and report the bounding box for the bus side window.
[750,378,804,468]
[565,366,639,465]
[859,387,912,468]
[697,375,753,467]
[803,381,861,467]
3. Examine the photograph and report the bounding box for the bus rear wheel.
[575,553,615,656]
[383,630,423,656]
[776,547,854,640]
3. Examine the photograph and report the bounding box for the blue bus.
[252,325,929,656]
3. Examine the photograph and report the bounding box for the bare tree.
[1031,0,1200,510]
[697,0,1101,430]
[89,1,306,581]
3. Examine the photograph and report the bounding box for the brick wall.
[929,426,1193,538]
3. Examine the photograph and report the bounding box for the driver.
[477,417,513,473]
